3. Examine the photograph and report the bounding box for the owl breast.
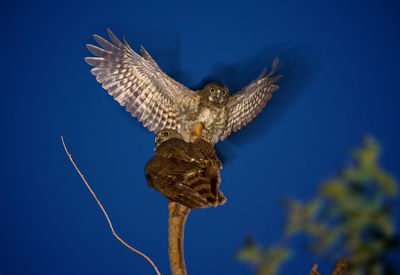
[174,97,227,144]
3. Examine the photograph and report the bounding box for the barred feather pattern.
[85,29,194,133]
[220,58,281,140]
[145,136,226,209]
[85,29,281,143]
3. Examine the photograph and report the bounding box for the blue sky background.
[1,0,399,274]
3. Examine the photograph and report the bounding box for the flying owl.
[145,129,226,208]
[85,29,281,144]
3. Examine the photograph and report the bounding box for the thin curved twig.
[61,136,161,275]
[168,200,190,275]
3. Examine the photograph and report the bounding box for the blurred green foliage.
[237,238,291,275]
[237,137,398,275]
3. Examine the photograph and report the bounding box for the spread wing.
[220,58,281,141]
[85,29,194,133]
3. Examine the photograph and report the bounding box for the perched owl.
[145,129,226,208]
[85,29,281,144]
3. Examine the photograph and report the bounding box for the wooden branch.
[309,264,320,275]
[61,136,161,275]
[330,257,347,275]
[168,200,190,275]
[309,257,347,275]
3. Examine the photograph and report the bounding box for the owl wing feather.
[220,58,281,141]
[191,139,223,169]
[145,159,210,208]
[145,139,226,208]
[85,29,194,133]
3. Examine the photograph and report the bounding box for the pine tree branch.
[168,200,190,275]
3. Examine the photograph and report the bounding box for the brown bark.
[330,257,347,275]
[309,257,347,275]
[168,200,190,275]
[309,264,320,275]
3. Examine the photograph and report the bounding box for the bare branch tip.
[61,135,161,275]
[310,264,320,275]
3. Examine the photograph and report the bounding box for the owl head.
[202,82,229,104]
[154,128,183,148]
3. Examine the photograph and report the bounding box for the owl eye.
[210,88,216,94]
[155,136,160,143]
[163,131,169,137]
[221,90,226,96]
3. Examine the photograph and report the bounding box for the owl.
[85,29,281,144]
[145,129,226,208]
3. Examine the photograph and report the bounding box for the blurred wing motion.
[145,139,226,208]
[220,58,281,140]
[85,29,193,133]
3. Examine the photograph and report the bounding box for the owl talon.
[190,121,212,142]
[190,122,204,142]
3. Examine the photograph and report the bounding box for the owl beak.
[213,91,221,100]
[216,91,223,102]
[154,142,159,151]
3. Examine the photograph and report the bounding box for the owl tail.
[216,190,227,206]
[190,176,226,207]
[166,176,226,209]
[167,183,210,209]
